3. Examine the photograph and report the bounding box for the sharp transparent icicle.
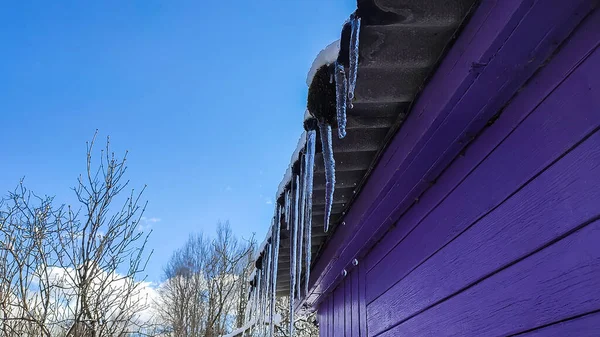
[267,239,274,337]
[293,175,300,281]
[262,266,267,327]
[284,190,288,226]
[303,130,316,295]
[319,123,336,232]
[257,269,262,326]
[285,186,292,230]
[334,61,348,139]
[296,156,305,299]
[270,207,281,337]
[254,272,259,321]
[348,13,361,109]
[265,243,271,327]
[258,268,263,327]
[298,154,306,246]
[261,250,266,328]
[290,174,300,337]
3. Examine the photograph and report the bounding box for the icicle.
[263,258,269,330]
[298,155,306,246]
[285,190,291,229]
[296,156,305,299]
[263,267,268,328]
[253,272,259,321]
[267,237,273,336]
[256,269,262,326]
[263,257,268,329]
[303,129,316,295]
[270,207,281,337]
[319,123,336,232]
[266,242,273,336]
[290,174,300,337]
[264,243,271,325]
[348,13,361,109]
[335,61,348,139]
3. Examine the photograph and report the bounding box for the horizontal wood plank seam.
[374,209,600,336]
[508,309,600,336]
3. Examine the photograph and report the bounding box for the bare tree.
[155,222,254,337]
[0,133,156,337]
[272,297,318,337]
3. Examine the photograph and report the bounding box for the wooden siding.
[366,7,600,337]
[315,2,600,336]
[317,267,368,337]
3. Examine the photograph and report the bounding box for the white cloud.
[13,264,161,335]
[138,217,161,231]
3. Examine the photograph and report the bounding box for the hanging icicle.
[303,129,316,295]
[318,122,336,232]
[269,207,281,337]
[256,268,262,326]
[348,12,361,108]
[264,243,271,326]
[296,155,305,300]
[290,174,300,337]
[266,228,273,336]
[334,61,348,139]
[254,272,259,321]
[285,190,291,229]
[293,174,300,250]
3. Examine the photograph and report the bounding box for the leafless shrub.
[0,133,156,337]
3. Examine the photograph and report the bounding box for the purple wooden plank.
[365,6,600,272]
[328,293,334,337]
[344,274,352,337]
[367,128,600,335]
[351,270,360,337]
[517,312,600,337]
[378,218,600,337]
[358,264,367,337]
[333,283,345,337]
[304,0,596,308]
[319,301,328,337]
[366,40,600,303]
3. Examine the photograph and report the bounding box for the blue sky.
[0,1,354,283]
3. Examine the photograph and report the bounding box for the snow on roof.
[306,39,340,87]
[304,108,313,122]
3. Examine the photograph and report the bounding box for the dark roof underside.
[275,0,479,295]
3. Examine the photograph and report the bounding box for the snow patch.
[304,109,313,122]
[306,39,341,87]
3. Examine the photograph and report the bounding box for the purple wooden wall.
[318,266,367,337]
[315,2,600,336]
